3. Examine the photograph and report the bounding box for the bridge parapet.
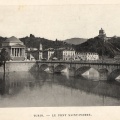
[36,61,120,74]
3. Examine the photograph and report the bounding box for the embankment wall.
[0,61,37,72]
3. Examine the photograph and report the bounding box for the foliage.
[20,35,73,50]
[1,34,120,58]
[0,48,10,63]
[75,37,120,58]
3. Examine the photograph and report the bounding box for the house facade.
[56,48,75,61]
[26,43,43,61]
[75,52,99,61]
[43,48,55,60]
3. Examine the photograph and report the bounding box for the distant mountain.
[64,38,87,45]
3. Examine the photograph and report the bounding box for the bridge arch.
[54,64,69,73]
[98,68,109,72]
[75,66,99,74]
[39,64,49,71]
[53,63,70,68]
[75,66,91,75]
[108,69,120,81]
[75,66,109,80]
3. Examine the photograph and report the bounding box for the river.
[0,71,120,107]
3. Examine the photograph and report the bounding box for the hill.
[2,34,120,58]
[20,34,73,50]
[0,34,73,50]
[64,38,87,45]
[75,37,120,58]
[0,37,7,47]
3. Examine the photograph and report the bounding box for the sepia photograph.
[0,1,120,119]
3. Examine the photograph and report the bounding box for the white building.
[56,48,75,61]
[63,49,75,61]
[75,52,99,61]
[86,52,99,60]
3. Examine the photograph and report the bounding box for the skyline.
[0,5,120,40]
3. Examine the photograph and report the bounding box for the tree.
[0,48,10,73]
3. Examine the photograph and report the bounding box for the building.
[75,52,86,61]
[26,43,43,61]
[56,48,75,61]
[98,28,106,39]
[75,52,99,61]
[86,52,99,60]
[43,48,55,60]
[2,36,26,61]
[98,28,113,40]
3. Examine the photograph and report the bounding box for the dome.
[99,28,104,33]
[4,36,22,43]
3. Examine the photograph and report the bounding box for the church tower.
[98,28,106,39]
[39,43,43,51]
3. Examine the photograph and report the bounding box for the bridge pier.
[48,66,54,73]
[99,69,109,80]
[69,67,76,77]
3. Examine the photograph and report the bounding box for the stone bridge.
[36,61,120,80]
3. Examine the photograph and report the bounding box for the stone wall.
[0,61,37,72]
[12,56,25,61]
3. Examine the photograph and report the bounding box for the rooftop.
[57,47,75,51]
[44,48,55,51]
[10,44,25,47]
[76,52,99,55]
[3,36,22,43]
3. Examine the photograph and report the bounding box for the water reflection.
[0,71,120,107]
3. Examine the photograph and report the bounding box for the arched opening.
[39,64,49,71]
[75,66,99,81]
[54,65,68,73]
[108,69,120,82]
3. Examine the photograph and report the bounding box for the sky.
[0,5,120,40]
